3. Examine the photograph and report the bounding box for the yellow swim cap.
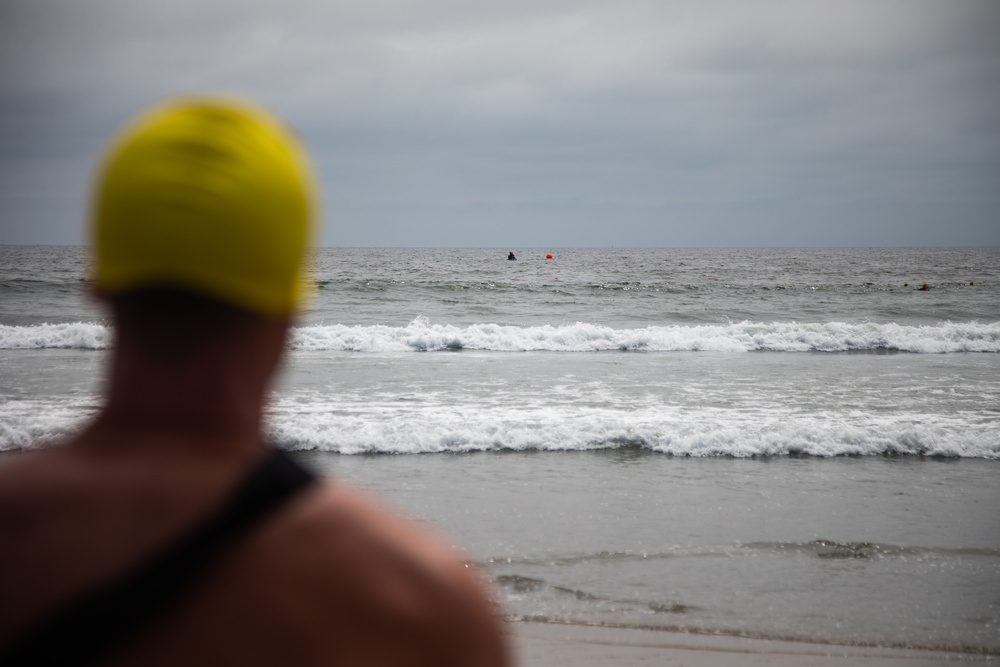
[91,96,316,315]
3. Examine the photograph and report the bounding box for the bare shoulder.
[0,447,108,643]
[0,444,238,645]
[0,447,73,500]
[0,450,511,666]
[107,480,512,667]
[238,481,512,666]
[0,446,95,553]
[293,483,481,575]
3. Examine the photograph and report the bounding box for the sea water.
[2,245,999,653]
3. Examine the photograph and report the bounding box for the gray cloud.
[1,0,998,246]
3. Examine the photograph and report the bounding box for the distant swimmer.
[508,251,516,260]
[918,283,931,291]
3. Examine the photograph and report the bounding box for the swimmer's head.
[90,96,317,315]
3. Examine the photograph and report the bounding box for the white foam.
[290,319,1000,353]
[266,396,1000,458]
[2,393,995,458]
[0,323,110,349]
[3,319,997,353]
[0,397,98,451]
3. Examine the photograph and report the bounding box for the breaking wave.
[5,318,997,353]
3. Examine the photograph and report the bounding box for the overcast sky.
[1,1,998,247]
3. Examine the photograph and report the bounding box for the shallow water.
[303,450,1000,652]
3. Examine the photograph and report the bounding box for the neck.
[88,307,290,458]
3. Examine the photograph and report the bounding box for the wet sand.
[512,622,995,666]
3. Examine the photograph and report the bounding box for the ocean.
[2,245,999,655]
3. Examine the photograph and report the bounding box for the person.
[0,97,509,666]
[507,251,516,260]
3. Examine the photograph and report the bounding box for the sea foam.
[0,323,110,349]
[3,388,997,458]
[265,398,1000,458]
[2,319,999,352]
[294,319,1000,353]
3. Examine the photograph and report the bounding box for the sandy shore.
[511,622,996,666]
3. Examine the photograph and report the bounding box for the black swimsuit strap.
[1,448,316,667]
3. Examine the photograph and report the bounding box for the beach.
[513,622,995,666]
[2,245,999,660]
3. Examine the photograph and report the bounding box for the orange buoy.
[546,253,553,259]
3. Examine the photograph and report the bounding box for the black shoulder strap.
[1,448,316,667]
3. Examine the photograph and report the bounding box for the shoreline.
[511,621,998,666]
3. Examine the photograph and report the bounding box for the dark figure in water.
[508,251,516,260]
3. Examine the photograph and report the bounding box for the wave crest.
[291,319,1000,353]
[2,319,999,353]
[0,322,110,349]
